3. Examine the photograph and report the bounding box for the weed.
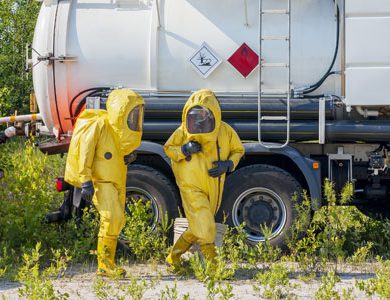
[314,180,354,264]
[356,256,390,299]
[286,180,377,273]
[0,139,65,275]
[159,280,179,300]
[93,277,114,300]
[123,274,149,300]
[60,206,100,263]
[341,287,355,300]
[0,246,14,279]
[216,282,234,300]
[220,223,254,265]
[256,224,282,263]
[17,242,71,300]
[314,271,341,300]
[255,263,291,299]
[122,199,172,262]
[349,242,373,264]
[287,192,322,272]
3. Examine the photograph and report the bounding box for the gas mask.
[186,106,215,134]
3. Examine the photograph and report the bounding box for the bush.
[122,198,172,262]
[17,242,71,300]
[0,139,65,275]
[0,139,99,277]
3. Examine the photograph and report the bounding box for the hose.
[73,90,109,119]
[295,1,340,97]
[68,87,110,124]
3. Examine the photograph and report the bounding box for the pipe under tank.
[142,119,390,143]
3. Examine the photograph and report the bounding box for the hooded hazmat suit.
[65,89,144,276]
[164,89,245,265]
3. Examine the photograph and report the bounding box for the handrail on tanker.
[0,114,42,125]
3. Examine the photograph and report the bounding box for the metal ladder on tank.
[258,0,291,148]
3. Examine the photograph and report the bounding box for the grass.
[1,139,390,299]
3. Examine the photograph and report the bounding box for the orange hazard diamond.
[228,43,259,78]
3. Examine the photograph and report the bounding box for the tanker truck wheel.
[218,164,302,248]
[125,164,179,233]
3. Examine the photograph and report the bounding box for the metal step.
[261,89,290,95]
[261,116,288,121]
[261,36,289,41]
[261,9,289,14]
[261,62,289,68]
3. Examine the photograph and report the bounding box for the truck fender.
[137,141,171,165]
[244,143,322,210]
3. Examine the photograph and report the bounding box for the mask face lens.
[127,105,144,131]
[186,106,215,134]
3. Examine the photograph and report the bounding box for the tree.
[0,0,41,116]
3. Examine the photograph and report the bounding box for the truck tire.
[126,164,179,231]
[218,164,302,248]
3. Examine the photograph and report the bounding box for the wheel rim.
[126,187,159,230]
[232,187,287,243]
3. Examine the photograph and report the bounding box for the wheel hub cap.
[232,188,287,242]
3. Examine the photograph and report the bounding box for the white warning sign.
[189,42,222,78]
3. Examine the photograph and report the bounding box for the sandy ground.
[0,262,380,299]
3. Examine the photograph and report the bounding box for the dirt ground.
[0,262,380,299]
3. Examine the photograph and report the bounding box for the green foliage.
[58,207,100,263]
[0,0,41,116]
[125,274,150,300]
[0,139,99,276]
[215,282,234,300]
[314,271,341,300]
[255,263,291,299]
[356,257,390,299]
[288,192,322,272]
[349,242,373,264]
[93,278,113,300]
[93,273,160,300]
[2,140,390,299]
[122,199,172,262]
[220,223,255,265]
[159,280,179,300]
[0,139,65,275]
[255,224,282,263]
[286,179,390,273]
[314,180,355,262]
[17,242,71,300]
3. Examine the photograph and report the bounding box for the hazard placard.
[189,42,222,78]
[228,43,259,78]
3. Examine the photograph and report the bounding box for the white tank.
[32,0,339,135]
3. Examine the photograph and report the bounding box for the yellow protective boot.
[166,236,192,269]
[97,237,126,278]
[200,243,218,272]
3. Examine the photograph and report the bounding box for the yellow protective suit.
[65,89,144,276]
[164,89,245,265]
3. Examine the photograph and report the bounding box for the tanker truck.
[20,0,390,246]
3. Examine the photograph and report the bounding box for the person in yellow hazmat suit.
[65,89,144,277]
[164,89,245,268]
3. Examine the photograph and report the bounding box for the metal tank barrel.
[144,98,334,120]
[142,119,390,143]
